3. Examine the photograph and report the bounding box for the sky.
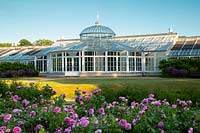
[0,0,199,43]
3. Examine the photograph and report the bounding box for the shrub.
[159,59,200,77]
[0,62,38,78]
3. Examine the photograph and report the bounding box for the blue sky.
[0,0,199,43]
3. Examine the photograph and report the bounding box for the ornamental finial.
[95,11,100,25]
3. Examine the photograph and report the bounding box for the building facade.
[0,22,200,77]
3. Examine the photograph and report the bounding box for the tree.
[18,39,32,46]
[33,39,54,46]
[0,43,12,47]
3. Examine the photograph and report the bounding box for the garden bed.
[0,81,200,132]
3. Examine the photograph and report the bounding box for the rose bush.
[0,82,200,133]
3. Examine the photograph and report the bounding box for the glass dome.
[80,22,116,40]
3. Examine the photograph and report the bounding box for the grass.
[1,77,200,105]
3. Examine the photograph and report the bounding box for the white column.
[49,54,53,73]
[62,52,64,72]
[126,51,129,72]
[82,51,85,72]
[47,55,50,73]
[134,52,136,71]
[142,52,145,72]
[105,51,108,72]
[55,54,57,72]
[65,57,67,72]
[154,52,157,72]
[72,57,74,71]
[42,56,45,72]
[116,54,118,72]
[79,51,81,72]
[93,55,96,72]
[34,56,37,70]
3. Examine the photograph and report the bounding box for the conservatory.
[1,21,200,77]
[34,21,176,77]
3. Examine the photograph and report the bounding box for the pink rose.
[79,117,89,127]
[98,108,105,115]
[89,108,94,115]
[158,121,164,128]
[125,123,132,130]
[4,114,12,122]
[13,126,21,133]
[54,107,61,114]
[30,111,36,117]
[94,119,99,125]
[172,104,177,109]
[95,129,102,133]
[31,104,37,108]
[120,119,127,127]
[22,99,29,106]
[6,129,11,132]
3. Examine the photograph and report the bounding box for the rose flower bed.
[0,81,200,133]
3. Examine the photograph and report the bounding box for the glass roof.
[0,49,35,61]
[169,49,200,56]
[80,22,116,40]
[116,36,175,51]
[50,40,133,52]
[35,46,62,56]
[48,36,175,53]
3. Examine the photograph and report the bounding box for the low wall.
[79,72,160,77]
[40,72,161,77]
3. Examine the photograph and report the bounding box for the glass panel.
[129,58,135,71]
[129,52,135,56]
[136,58,142,71]
[44,60,47,72]
[108,57,116,71]
[74,58,79,71]
[68,51,79,56]
[85,51,95,56]
[96,51,105,56]
[66,58,72,71]
[108,51,119,56]
[52,58,56,71]
[145,52,154,56]
[37,56,43,59]
[57,58,62,71]
[85,57,94,71]
[145,57,154,71]
[136,52,141,56]
[95,57,105,71]
[156,57,165,71]
[118,57,126,71]
[36,60,43,71]
[52,54,56,57]
[57,53,62,57]
[119,51,127,56]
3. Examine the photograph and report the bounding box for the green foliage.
[100,82,200,108]
[0,81,200,132]
[0,62,38,77]
[0,81,9,97]
[75,89,106,117]
[0,62,34,72]
[2,81,53,99]
[18,39,32,46]
[33,39,54,46]
[159,59,200,71]
[0,43,12,47]
[159,58,200,77]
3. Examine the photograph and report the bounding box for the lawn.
[1,77,200,105]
